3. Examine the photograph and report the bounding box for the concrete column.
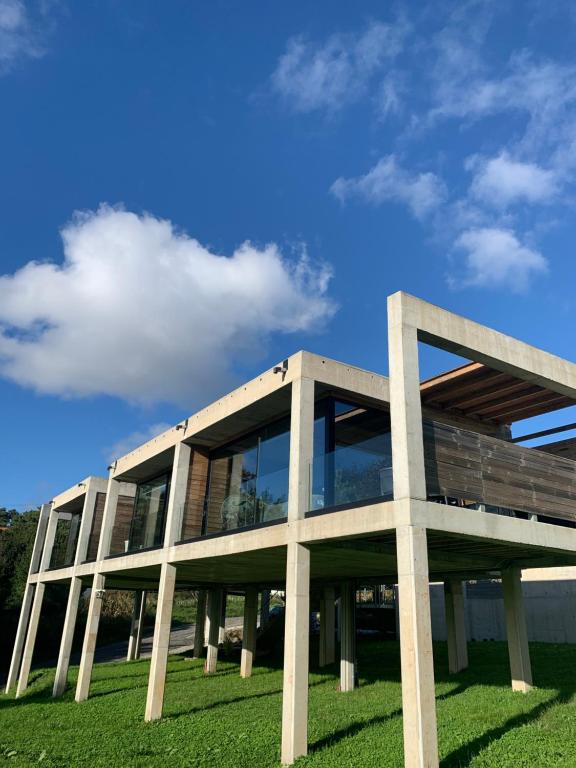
[205,588,223,674]
[5,503,51,693]
[387,292,426,501]
[39,507,60,572]
[340,582,356,691]
[281,542,310,765]
[75,573,105,702]
[127,590,146,661]
[52,577,83,697]
[319,586,336,667]
[396,525,438,768]
[241,587,258,678]
[96,472,121,561]
[163,441,192,547]
[75,482,99,565]
[444,580,468,674]
[502,568,532,693]
[193,589,207,658]
[15,582,46,697]
[287,377,315,521]
[260,589,271,628]
[145,563,176,720]
[218,590,227,644]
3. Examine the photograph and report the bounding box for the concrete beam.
[396,524,438,768]
[15,582,45,697]
[281,542,310,765]
[502,568,533,693]
[53,577,83,697]
[145,563,176,720]
[340,582,355,691]
[444,580,468,674]
[241,587,258,678]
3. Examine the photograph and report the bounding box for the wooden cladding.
[180,449,210,540]
[424,420,576,521]
[109,495,137,555]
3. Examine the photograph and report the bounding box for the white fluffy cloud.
[468,152,558,207]
[0,206,336,405]
[272,20,408,114]
[453,227,548,291]
[331,155,446,220]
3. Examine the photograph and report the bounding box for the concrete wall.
[430,579,576,644]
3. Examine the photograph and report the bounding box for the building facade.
[6,292,576,768]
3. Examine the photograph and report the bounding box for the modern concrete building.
[6,292,576,768]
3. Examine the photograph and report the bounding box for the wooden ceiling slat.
[470,387,561,417]
[488,397,574,422]
[446,380,536,410]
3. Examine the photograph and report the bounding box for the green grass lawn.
[1,640,575,767]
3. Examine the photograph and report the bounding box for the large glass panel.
[50,512,82,568]
[128,474,170,550]
[311,398,392,512]
[203,416,290,535]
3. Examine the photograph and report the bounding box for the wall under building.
[430,578,576,644]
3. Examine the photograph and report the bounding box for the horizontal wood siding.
[181,449,210,540]
[109,495,136,555]
[424,420,576,521]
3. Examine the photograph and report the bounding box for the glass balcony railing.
[202,465,289,535]
[310,440,393,513]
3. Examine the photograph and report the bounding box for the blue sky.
[1,0,576,508]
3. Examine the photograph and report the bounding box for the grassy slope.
[1,641,575,767]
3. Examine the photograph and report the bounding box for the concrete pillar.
[281,542,310,765]
[397,525,438,768]
[387,292,427,501]
[53,577,83,697]
[75,472,120,702]
[241,587,258,678]
[205,588,223,674]
[39,507,60,572]
[163,442,192,547]
[15,582,46,697]
[218,590,227,644]
[145,563,176,720]
[127,590,146,661]
[75,572,105,702]
[260,588,271,628]
[193,590,207,658]
[502,568,532,693]
[444,580,468,674]
[287,377,315,521]
[340,582,356,691]
[319,586,336,667]
[75,482,100,565]
[5,503,51,693]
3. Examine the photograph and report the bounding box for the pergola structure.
[7,292,576,768]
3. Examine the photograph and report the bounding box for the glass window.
[204,416,290,534]
[128,474,170,550]
[312,398,392,511]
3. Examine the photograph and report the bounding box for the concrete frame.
[10,297,576,768]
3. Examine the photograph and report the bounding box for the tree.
[0,508,40,611]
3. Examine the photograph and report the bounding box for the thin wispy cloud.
[0,205,336,406]
[0,0,55,73]
[271,19,409,114]
[331,155,446,221]
[272,1,576,292]
[105,422,172,463]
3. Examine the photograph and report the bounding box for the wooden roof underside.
[420,362,575,425]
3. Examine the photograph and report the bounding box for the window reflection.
[128,474,170,550]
